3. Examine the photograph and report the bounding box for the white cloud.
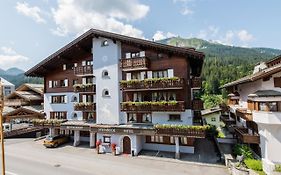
[51,0,149,38]
[0,46,30,70]
[152,31,177,41]
[237,30,254,42]
[173,0,194,15]
[15,2,46,23]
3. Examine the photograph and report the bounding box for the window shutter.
[64,79,68,87]
[64,96,68,103]
[82,61,86,66]
[83,95,87,103]
[147,71,152,79]
[126,73,131,81]
[140,51,145,57]
[49,81,52,88]
[82,78,86,84]
[168,69,174,78]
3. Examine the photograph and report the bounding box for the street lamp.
[0,79,6,175]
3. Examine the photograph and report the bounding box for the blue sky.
[0,0,280,71]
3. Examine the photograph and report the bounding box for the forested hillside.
[159,37,281,95]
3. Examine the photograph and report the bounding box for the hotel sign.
[91,127,154,135]
[61,125,89,131]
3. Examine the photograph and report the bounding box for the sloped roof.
[7,91,43,101]
[25,28,205,77]
[201,107,222,116]
[3,105,44,117]
[0,77,14,86]
[16,83,44,95]
[221,63,281,88]
[251,90,281,97]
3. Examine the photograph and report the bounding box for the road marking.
[6,171,19,175]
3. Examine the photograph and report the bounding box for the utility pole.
[0,79,6,175]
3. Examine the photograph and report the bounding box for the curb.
[34,135,46,141]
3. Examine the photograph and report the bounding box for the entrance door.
[123,136,131,154]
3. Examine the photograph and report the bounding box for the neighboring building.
[222,55,281,175]
[0,77,15,96]
[201,107,221,128]
[25,29,205,158]
[3,83,44,123]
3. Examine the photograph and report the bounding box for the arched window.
[71,95,77,102]
[101,40,109,46]
[102,89,110,97]
[102,70,109,78]
[72,112,78,120]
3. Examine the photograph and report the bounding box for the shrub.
[275,164,281,172]
[244,159,263,172]
[233,144,253,159]
[217,130,225,138]
[205,125,218,138]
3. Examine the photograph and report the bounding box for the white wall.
[202,112,221,128]
[44,92,82,120]
[93,37,123,125]
[152,110,193,125]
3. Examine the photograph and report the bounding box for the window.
[259,102,267,111]
[101,40,109,46]
[103,136,111,143]
[73,79,78,86]
[71,112,77,120]
[102,70,109,78]
[51,95,67,103]
[211,117,216,122]
[63,64,67,70]
[74,63,78,67]
[127,113,137,123]
[268,102,277,111]
[169,114,181,121]
[83,112,96,122]
[274,77,281,87]
[71,95,77,102]
[152,70,168,78]
[50,112,67,119]
[142,114,152,123]
[102,89,110,97]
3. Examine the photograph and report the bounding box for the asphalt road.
[1,139,228,175]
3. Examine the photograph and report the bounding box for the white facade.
[0,77,15,96]
[44,92,82,120]
[228,69,281,174]
[93,37,123,125]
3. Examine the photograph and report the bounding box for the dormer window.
[101,40,109,47]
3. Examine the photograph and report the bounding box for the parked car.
[43,135,69,148]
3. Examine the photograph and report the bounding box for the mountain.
[5,67,25,76]
[158,37,281,95]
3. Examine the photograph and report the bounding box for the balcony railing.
[120,77,184,91]
[191,77,202,89]
[74,65,93,75]
[220,114,236,125]
[154,125,207,138]
[192,99,204,111]
[236,108,253,121]
[121,101,185,112]
[120,57,149,70]
[4,99,29,106]
[234,127,260,144]
[73,84,96,93]
[74,102,96,111]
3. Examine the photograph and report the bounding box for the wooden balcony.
[73,84,96,93]
[236,108,253,121]
[191,77,202,89]
[74,65,93,76]
[4,99,28,107]
[74,103,96,111]
[120,78,184,91]
[120,57,149,71]
[234,127,260,144]
[155,128,206,138]
[121,101,185,112]
[192,99,204,111]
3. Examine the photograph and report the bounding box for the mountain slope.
[5,67,25,76]
[158,37,281,95]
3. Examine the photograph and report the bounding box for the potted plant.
[111,143,117,156]
[96,140,101,154]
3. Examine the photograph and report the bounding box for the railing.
[234,127,260,144]
[73,84,96,93]
[74,103,96,111]
[156,128,206,138]
[220,115,236,125]
[74,65,93,75]
[191,77,202,88]
[121,101,185,112]
[120,57,149,70]
[236,108,253,121]
[192,99,204,111]
[120,78,184,90]
[4,99,29,106]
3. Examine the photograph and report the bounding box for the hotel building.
[26,29,205,158]
[222,55,281,174]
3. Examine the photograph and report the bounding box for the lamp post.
[0,79,6,175]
